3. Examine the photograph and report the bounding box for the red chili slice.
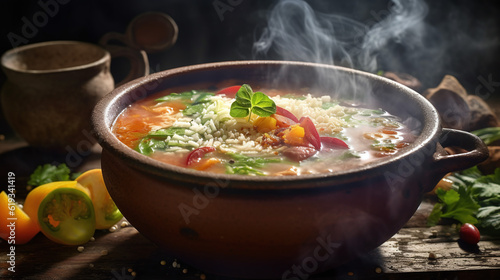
[186,147,216,166]
[215,86,241,98]
[275,106,299,123]
[299,116,321,150]
[320,136,349,149]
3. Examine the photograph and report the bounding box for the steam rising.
[252,0,432,100]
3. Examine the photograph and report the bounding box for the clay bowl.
[92,61,488,279]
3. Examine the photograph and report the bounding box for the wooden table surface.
[1,138,499,280]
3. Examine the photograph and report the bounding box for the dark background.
[1,0,499,133]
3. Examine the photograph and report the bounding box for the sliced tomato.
[24,181,95,245]
[273,114,297,128]
[38,188,95,246]
[275,106,299,123]
[76,169,123,230]
[299,116,321,150]
[320,136,349,149]
[216,86,241,98]
[186,147,216,166]
[0,191,39,244]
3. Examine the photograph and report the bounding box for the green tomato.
[38,187,95,245]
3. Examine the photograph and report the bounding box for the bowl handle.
[426,128,489,191]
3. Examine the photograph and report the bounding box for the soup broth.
[112,84,416,176]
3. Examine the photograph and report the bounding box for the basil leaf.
[230,102,250,118]
[251,92,276,117]
[235,84,253,107]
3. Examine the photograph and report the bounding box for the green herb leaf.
[229,102,250,118]
[155,91,195,102]
[229,84,276,121]
[438,186,480,224]
[251,92,276,117]
[136,138,167,155]
[427,202,444,226]
[477,206,500,230]
[28,163,72,186]
[471,127,500,145]
[183,103,205,116]
[225,153,282,175]
[192,92,215,104]
[148,127,186,138]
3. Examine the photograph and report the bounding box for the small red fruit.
[459,223,480,245]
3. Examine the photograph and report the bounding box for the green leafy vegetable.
[28,164,78,186]
[477,206,500,230]
[471,127,500,145]
[229,84,276,121]
[427,186,480,226]
[148,127,186,138]
[182,104,205,116]
[225,153,282,176]
[136,127,188,155]
[155,91,195,102]
[428,166,500,233]
[136,138,167,155]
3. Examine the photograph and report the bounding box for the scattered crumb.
[160,260,167,266]
[428,252,437,260]
[89,263,94,268]
[77,246,84,253]
[375,267,382,273]
[109,226,117,233]
[128,268,133,273]
[101,250,108,256]
[182,268,188,274]
[200,274,206,280]
[176,263,181,268]
[120,221,129,228]
[90,237,95,242]
[172,261,178,268]
[131,271,136,277]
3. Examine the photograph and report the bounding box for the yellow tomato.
[0,191,39,244]
[76,169,123,229]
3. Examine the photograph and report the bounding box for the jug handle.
[100,32,150,87]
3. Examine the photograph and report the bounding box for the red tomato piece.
[460,223,480,245]
[186,147,216,166]
[275,106,299,123]
[215,86,241,98]
[320,136,349,149]
[273,114,297,128]
[299,116,321,150]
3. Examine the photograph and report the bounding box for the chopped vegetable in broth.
[112,84,416,176]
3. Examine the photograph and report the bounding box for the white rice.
[161,94,350,154]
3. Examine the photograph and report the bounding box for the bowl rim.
[1,40,110,74]
[92,60,440,190]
